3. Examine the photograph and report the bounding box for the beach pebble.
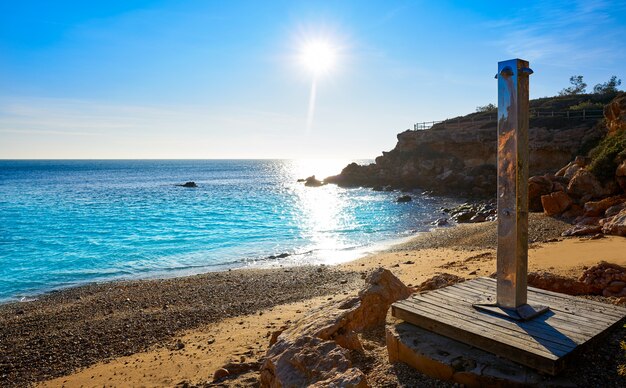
[213,368,229,381]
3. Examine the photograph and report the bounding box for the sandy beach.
[1,214,625,387]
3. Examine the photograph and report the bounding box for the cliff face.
[326,95,615,197]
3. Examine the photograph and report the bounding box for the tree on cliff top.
[559,75,587,96]
[593,76,622,95]
[475,103,496,112]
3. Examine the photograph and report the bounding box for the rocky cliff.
[326,94,617,197]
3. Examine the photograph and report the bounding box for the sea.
[0,159,458,303]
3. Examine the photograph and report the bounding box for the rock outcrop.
[579,261,626,297]
[260,268,411,388]
[325,95,614,196]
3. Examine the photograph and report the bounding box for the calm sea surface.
[0,160,457,302]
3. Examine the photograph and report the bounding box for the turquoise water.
[0,160,455,302]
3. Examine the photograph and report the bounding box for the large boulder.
[540,191,573,216]
[602,208,626,237]
[566,169,606,201]
[528,175,554,212]
[260,269,411,388]
[583,195,626,217]
[555,155,588,179]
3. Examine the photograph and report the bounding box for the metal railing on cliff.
[411,109,604,131]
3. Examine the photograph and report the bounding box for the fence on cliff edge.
[410,109,604,131]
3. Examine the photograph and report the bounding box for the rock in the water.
[415,273,465,292]
[260,268,410,388]
[176,181,198,188]
[304,175,324,187]
[432,218,448,227]
[601,208,626,236]
[527,272,593,295]
[540,191,573,216]
[396,195,412,203]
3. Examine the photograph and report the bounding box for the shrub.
[569,101,604,111]
[588,129,626,181]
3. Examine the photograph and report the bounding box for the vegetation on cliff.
[588,127,626,182]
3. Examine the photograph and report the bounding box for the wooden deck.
[391,277,626,375]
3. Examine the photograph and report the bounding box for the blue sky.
[1,0,625,159]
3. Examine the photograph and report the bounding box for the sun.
[299,40,336,76]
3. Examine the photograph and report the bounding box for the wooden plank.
[416,289,594,343]
[412,291,589,345]
[462,278,625,322]
[433,285,607,336]
[392,304,562,375]
[396,298,574,355]
[393,302,564,360]
[392,278,626,376]
[454,278,623,322]
[475,277,626,318]
[438,283,612,334]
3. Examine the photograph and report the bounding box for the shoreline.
[2,213,625,387]
[0,224,435,306]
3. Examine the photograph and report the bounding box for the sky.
[1,0,625,159]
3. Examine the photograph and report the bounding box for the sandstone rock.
[579,261,626,294]
[601,208,626,236]
[604,93,626,135]
[606,202,626,217]
[528,175,553,212]
[213,368,230,381]
[561,224,602,236]
[605,281,626,295]
[527,272,593,295]
[260,268,410,388]
[415,273,465,292]
[567,169,606,200]
[555,159,584,180]
[541,191,573,216]
[220,361,262,376]
[583,195,626,217]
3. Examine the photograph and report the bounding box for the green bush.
[569,101,604,110]
[588,129,626,181]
